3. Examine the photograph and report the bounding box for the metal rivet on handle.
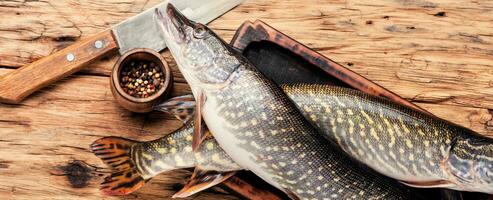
[94,40,103,49]
[66,53,75,62]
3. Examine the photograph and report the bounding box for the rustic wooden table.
[1,0,492,199]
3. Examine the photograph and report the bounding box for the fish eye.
[193,26,206,39]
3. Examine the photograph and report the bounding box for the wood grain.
[1,0,493,199]
[0,68,240,200]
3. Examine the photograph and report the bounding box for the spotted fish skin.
[132,121,240,180]
[157,5,421,199]
[203,62,420,200]
[90,120,240,196]
[283,84,493,194]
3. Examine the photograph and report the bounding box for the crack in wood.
[0,160,12,169]
[44,1,82,38]
[394,0,438,8]
[433,11,446,17]
[0,119,31,127]
[486,109,493,131]
[59,145,89,152]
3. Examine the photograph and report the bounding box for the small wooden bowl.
[110,48,173,113]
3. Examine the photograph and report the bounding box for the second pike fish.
[285,84,493,194]
[157,3,423,199]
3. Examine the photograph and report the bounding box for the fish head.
[445,135,493,193]
[156,4,240,94]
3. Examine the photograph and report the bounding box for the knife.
[0,0,244,104]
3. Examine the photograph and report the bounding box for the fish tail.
[90,137,146,196]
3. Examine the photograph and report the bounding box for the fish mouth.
[163,3,193,42]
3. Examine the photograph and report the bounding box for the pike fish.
[93,85,420,198]
[91,86,423,198]
[90,121,240,197]
[157,83,493,195]
[283,84,493,194]
[156,4,423,199]
[91,83,493,197]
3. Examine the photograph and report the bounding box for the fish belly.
[202,96,282,188]
[201,67,414,199]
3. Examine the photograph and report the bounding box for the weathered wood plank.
[1,0,493,109]
[1,0,493,199]
[1,66,493,199]
[0,68,239,199]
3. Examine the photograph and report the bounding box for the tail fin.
[90,137,146,196]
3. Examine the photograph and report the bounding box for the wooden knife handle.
[0,30,118,103]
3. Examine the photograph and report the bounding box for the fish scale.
[158,4,425,199]
[283,84,449,181]
[131,121,240,179]
[93,4,493,196]
[93,80,493,196]
[283,84,493,193]
[92,83,443,197]
[136,84,493,195]
[90,119,241,196]
[203,61,415,199]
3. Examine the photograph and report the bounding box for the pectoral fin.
[154,94,196,123]
[399,180,456,188]
[172,168,236,198]
[192,91,208,151]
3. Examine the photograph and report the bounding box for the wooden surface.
[1,0,493,199]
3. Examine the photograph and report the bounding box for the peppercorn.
[119,60,164,98]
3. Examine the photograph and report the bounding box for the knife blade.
[114,0,244,54]
[0,0,244,104]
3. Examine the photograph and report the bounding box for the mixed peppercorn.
[120,61,164,98]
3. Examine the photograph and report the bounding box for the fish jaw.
[155,5,197,95]
[156,4,240,98]
[164,3,191,43]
